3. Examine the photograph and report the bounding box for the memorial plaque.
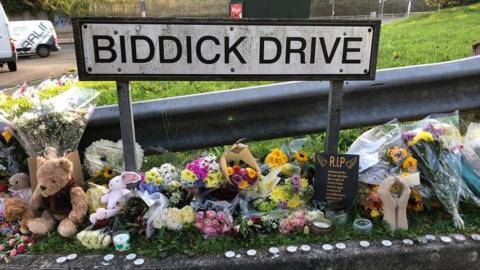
[314,153,359,210]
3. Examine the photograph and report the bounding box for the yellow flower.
[2,129,12,143]
[300,178,309,189]
[170,180,181,189]
[227,167,234,176]
[402,156,418,172]
[246,168,257,178]
[370,209,380,218]
[146,169,160,184]
[271,186,288,202]
[204,172,222,188]
[238,180,250,189]
[103,166,114,179]
[265,148,288,168]
[295,151,308,163]
[181,169,197,182]
[95,169,102,177]
[408,131,434,146]
[180,206,195,224]
[287,194,304,208]
[153,176,163,185]
[168,207,182,221]
[281,163,295,176]
[388,146,408,164]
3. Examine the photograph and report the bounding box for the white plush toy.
[89,172,141,224]
[7,173,32,203]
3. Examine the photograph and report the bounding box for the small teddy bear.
[89,172,140,225]
[26,157,87,238]
[7,173,32,203]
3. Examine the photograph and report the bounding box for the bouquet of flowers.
[461,123,480,196]
[225,162,258,190]
[84,139,144,181]
[278,211,308,234]
[0,128,27,191]
[180,154,224,190]
[141,163,179,193]
[252,174,313,212]
[402,113,465,228]
[76,227,112,250]
[194,209,233,238]
[0,87,98,157]
[0,223,33,263]
[152,206,195,231]
[233,215,278,239]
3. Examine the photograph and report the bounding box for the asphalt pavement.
[0,44,76,90]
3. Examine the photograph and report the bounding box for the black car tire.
[7,61,17,72]
[36,46,51,58]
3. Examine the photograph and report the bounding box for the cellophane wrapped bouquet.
[84,139,144,184]
[180,154,225,190]
[0,87,98,157]
[402,112,466,228]
[462,123,480,197]
[348,120,427,218]
[241,139,314,216]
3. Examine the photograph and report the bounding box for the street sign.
[73,18,380,81]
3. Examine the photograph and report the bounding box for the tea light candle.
[313,221,331,228]
[113,233,131,252]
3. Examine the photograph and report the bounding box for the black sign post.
[72,17,380,175]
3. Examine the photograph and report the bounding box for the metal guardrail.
[312,11,434,23]
[79,56,480,155]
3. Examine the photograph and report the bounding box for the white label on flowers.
[75,19,380,80]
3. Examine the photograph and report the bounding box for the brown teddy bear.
[27,157,87,238]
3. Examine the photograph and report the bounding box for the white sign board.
[73,18,380,80]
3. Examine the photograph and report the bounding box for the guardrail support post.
[325,80,344,153]
[116,81,138,171]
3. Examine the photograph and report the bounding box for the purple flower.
[193,180,204,188]
[279,201,288,209]
[291,174,301,193]
[230,174,243,184]
[423,124,445,138]
[401,131,416,142]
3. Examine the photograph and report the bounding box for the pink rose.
[8,238,16,246]
[20,235,30,242]
[10,249,17,257]
[203,226,217,238]
[17,244,25,254]
[293,218,305,228]
[204,219,213,227]
[195,222,203,230]
[211,219,220,229]
[196,213,204,224]
[0,244,5,251]
[217,212,226,222]
[205,210,216,220]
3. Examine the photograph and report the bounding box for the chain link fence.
[89,0,228,17]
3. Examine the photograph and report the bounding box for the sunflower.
[103,166,114,179]
[408,188,424,212]
[295,151,308,163]
[387,146,408,165]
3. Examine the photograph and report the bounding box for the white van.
[9,20,60,58]
[0,3,16,71]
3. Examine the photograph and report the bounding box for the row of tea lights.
[224,233,480,259]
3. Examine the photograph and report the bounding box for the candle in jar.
[113,233,131,252]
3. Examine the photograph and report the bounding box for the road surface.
[0,44,76,90]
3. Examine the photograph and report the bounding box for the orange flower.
[227,167,234,176]
[2,129,12,143]
[246,168,257,178]
[295,151,308,163]
[238,180,250,189]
